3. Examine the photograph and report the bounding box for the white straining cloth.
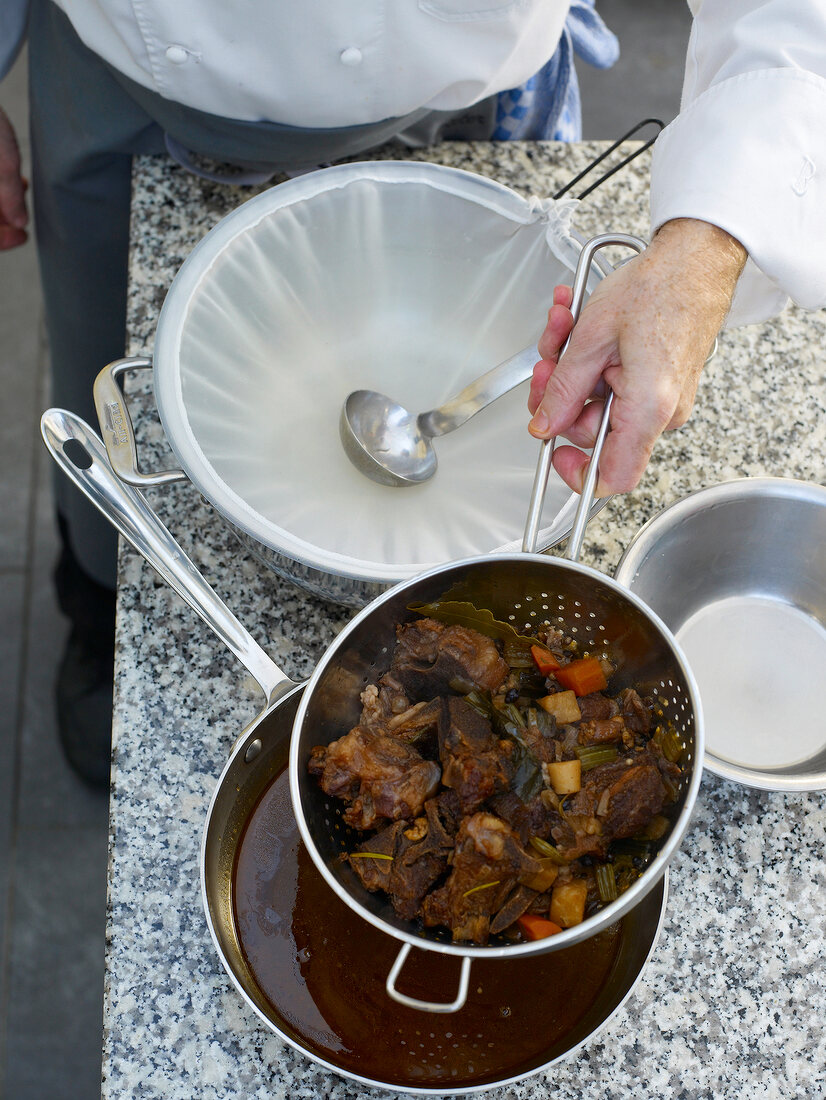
[154,161,591,584]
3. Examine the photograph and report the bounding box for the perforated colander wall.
[294,554,699,951]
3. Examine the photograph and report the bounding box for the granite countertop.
[104,141,826,1099]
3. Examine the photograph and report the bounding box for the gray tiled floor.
[0,4,688,1096]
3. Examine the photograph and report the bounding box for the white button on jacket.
[165,45,190,65]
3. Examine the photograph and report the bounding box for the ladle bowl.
[340,344,539,487]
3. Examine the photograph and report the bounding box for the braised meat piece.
[487,790,555,845]
[565,755,668,839]
[385,699,442,745]
[578,692,620,722]
[438,697,513,812]
[618,687,653,735]
[426,812,541,943]
[348,816,450,920]
[311,726,441,830]
[551,822,608,863]
[388,618,509,701]
[578,716,628,746]
[390,817,453,920]
[429,788,464,838]
[565,759,627,817]
[358,681,409,732]
[416,794,460,854]
[420,883,451,929]
[599,763,667,838]
[347,821,406,891]
[358,679,442,752]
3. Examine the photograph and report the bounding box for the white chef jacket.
[2,0,825,326]
[652,0,826,325]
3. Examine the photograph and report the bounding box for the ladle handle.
[385,944,472,1014]
[418,344,538,438]
[40,409,296,708]
[522,233,646,558]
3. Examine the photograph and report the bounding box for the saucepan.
[43,406,677,1093]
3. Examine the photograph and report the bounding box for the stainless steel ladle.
[339,343,540,487]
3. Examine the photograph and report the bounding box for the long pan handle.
[41,409,297,708]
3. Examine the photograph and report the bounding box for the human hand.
[528,219,747,496]
[0,106,29,250]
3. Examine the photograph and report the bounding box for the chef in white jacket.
[0,0,824,784]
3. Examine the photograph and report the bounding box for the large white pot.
[99,160,613,605]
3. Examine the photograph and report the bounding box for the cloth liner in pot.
[146,161,603,603]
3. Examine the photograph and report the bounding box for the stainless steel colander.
[289,235,705,1012]
[289,551,702,1008]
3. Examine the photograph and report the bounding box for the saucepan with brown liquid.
[218,690,668,1093]
[42,408,686,1093]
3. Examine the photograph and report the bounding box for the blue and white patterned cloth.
[493,0,619,142]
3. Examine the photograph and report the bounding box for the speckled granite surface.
[102,142,826,1099]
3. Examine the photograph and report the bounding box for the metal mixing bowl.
[615,477,826,791]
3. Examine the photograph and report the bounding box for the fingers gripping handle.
[522,233,646,559]
[40,408,295,708]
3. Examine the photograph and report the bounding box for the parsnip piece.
[544,759,582,795]
[538,690,581,724]
[550,879,588,928]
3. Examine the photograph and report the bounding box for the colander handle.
[385,944,472,1014]
[93,357,187,487]
[522,233,646,560]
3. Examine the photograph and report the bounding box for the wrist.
[651,217,747,290]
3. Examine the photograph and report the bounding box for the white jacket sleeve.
[0,0,28,82]
[649,0,826,326]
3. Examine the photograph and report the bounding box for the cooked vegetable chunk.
[550,879,589,928]
[554,658,608,697]
[538,690,581,724]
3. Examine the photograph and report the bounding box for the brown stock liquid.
[233,767,622,1089]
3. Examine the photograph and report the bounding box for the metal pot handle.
[385,944,472,1014]
[93,356,187,486]
[40,408,297,709]
[522,232,646,560]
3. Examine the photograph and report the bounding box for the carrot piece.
[531,645,561,675]
[517,914,563,941]
[554,657,608,697]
